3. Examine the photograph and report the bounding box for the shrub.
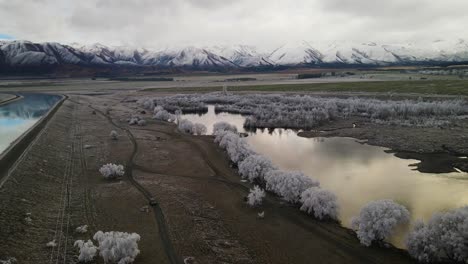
[138,98,154,110]
[247,186,266,207]
[264,170,320,203]
[216,131,238,149]
[153,110,171,121]
[406,206,468,263]
[46,240,57,248]
[238,154,275,183]
[213,121,238,134]
[76,225,88,233]
[110,130,118,140]
[153,105,164,114]
[74,240,97,263]
[93,231,141,264]
[128,117,139,125]
[178,119,194,134]
[300,187,339,220]
[351,199,410,246]
[225,138,254,164]
[137,119,146,126]
[99,164,125,179]
[192,123,207,135]
[214,131,254,164]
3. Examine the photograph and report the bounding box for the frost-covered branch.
[99,164,125,180]
[178,119,207,135]
[139,93,468,129]
[247,186,266,207]
[406,206,468,263]
[93,231,141,264]
[351,200,410,246]
[74,240,97,263]
[300,187,339,220]
[238,154,276,183]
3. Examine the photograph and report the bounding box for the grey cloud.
[0,0,467,48]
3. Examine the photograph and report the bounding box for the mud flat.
[0,91,416,264]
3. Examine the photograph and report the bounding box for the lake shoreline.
[298,116,468,173]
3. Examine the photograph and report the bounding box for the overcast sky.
[1,0,467,49]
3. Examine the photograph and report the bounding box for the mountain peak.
[1,39,468,70]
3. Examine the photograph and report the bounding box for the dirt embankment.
[1,92,417,264]
[299,117,468,173]
[0,93,20,106]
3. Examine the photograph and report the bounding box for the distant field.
[143,80,468,96]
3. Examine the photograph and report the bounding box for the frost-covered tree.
[247,186,266,207]
[351,200,410,246]
[300,187,339,220]
[213,121,238,134]
[153,106,164,115]
[74,240,97,263]
[153,110,175,122]
[76,225,88,233]
[264,170,320,203]
[138,98,155,110]
[406,206,468,263]
[238,154,275,183]
[144,93,468,129]
[99,164,125,180]
[128,117,139,125]
[93,231,141,264]
[137,119,146,126]
[225,138,254,164]
[192,123,207,135]
[214,131,254,164]
[176,119,207,135]
[215,131,238,148]
[110,130,118,140]
[178,119,194,134]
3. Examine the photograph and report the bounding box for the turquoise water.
[0,93,61,154]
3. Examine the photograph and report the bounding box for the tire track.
[49,102,75,264]
[86,104,182,264]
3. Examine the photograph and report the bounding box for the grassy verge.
[142,80,468,96]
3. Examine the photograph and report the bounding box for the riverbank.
[0,92,416,264]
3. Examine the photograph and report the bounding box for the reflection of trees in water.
[0,94,61,119]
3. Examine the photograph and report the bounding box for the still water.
[0,93,61,154]
[182,106,468,247]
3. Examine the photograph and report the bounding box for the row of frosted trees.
[139,93,467,130]
[140,97,468,263]
[211,121,468,263]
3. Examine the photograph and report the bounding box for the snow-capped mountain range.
[1,39,468,70]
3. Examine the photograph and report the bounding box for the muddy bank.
[298,117,468,173]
